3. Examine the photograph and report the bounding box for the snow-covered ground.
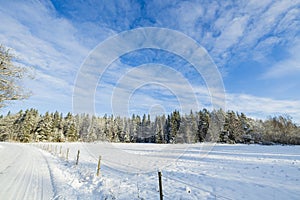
[0,142,299,200]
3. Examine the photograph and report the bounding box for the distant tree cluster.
[0,109,299,145]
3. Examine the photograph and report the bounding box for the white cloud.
[1,0,299,123]
[0,0,92,113]
[214,16,249,60]
[262,40,300,78]
[200,0,298,69]
[97,63,200,116]
[226,93,300,122]
[0,1,88,72]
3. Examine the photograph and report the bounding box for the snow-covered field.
[0,142,299,200]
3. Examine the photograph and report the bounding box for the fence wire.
[37,143,235,200]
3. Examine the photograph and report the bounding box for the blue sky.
[0,0,299,122]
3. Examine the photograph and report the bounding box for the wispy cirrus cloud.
[0,0,92,113]
[261,40,300,79]
[0,1,89,71]
[226,93,300,122]
[92,56,300,122]
[0,0,299,123]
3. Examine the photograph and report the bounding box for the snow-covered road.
[0,143,54,200]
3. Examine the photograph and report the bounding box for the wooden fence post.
[96,156,102,176]
[76,150,80,165]
[158,171,163,200]
[66,148,69,161]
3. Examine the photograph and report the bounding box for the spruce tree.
[35,112,53,142]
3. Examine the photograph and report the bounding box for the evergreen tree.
[123,118,131,143]
[78,114,91,141]
[0,108,298,145]
[112,116,122,142]
[198,109,210,142]
[35,112,53,142]
[188,111,198,143]
[63,112,78,142]
[164,115,171,143]
[208,109,225,142]
[52,111,64,142]
[88,115,100,142]
[169,110,180,143]
[135,115,141,142]
[0,111,18,141]
[17,109,39,142]
[154,116,164,143]
[178,115,188,143]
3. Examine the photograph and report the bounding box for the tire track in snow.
[18,150,35,200]
[0,145,31,199]
[38,147,78,200]
[0,143,54,200]
[32,148,51,200]
[0,147,22,174]
[42,150,59,198]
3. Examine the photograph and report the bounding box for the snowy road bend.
[0,143,54,200]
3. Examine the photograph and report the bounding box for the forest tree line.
[0,108,299,145]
